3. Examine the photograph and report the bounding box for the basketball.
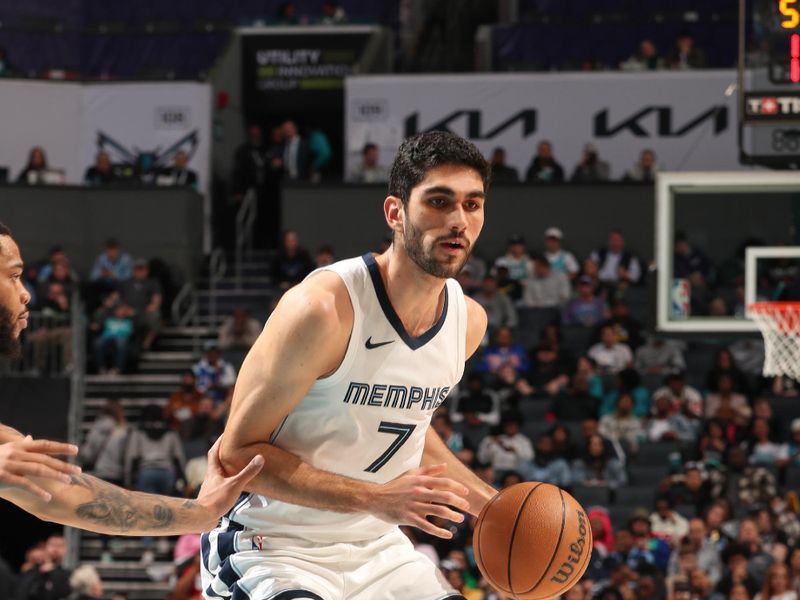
[474,482,592,600]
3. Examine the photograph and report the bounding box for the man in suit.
[281,120,311,182]
[158,150,198,190]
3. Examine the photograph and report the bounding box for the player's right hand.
[371,463,470,539]
[0,436,80,502]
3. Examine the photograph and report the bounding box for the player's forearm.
[422,429,496,516]
[221,441,376,514]
[0,473,214,535]
[0,424,23,444]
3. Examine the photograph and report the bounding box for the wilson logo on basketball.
[550,509,588,584]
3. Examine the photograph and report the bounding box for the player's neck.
[373,249,447,337]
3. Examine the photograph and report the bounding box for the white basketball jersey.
[227,253,467,543]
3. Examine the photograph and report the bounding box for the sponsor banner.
[81,83,211,194]
[0,81,211,191]
[743,91,800,121]
[0,80,83,183]
[345,71,743,180]
[241,26,376,114]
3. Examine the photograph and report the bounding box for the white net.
[748,302,800,381]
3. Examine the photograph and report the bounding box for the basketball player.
[0,220,264,536]
[203,131,498,599]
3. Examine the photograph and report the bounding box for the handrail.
[235,187,257,290]
[208,247,227,323]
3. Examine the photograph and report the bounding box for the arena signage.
[345,71,742,180]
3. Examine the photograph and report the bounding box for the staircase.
[75,251,277,600]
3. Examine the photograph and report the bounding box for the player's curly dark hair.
[388,131,491,206]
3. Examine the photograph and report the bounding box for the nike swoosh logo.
[365,336,394,350]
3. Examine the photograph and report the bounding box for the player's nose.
[19,286,31,306]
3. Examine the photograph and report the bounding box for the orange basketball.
[473,482,592,600]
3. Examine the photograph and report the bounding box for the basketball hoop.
[747,301,800,380]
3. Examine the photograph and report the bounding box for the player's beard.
[403,219,471,279]
[0,304,22,359]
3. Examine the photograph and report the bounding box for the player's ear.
[384,195,404,236]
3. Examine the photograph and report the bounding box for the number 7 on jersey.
[365,422,417,473]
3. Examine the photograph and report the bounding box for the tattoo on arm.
[70,474,181,533]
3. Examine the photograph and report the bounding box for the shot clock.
[740,0,800,166]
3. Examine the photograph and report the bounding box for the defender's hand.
[0,436,80,501]
[196,436,264,529]
[370,463,470,539]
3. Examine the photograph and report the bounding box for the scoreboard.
[740,0,800,166]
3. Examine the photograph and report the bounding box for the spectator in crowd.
[192,343,237,404]
[431,413,474,465]
[650,496,690,547]
[494,265,523,302]
[476,326,529,376]
[674,233,712,283]
[272,229,314,290]
[181,397,227,460]
[68,565,103,599]
[35,246,75,286]
[493,234,533,284]
[571,143,610,182]
[709,446,778,517]
[706,348,751,395]
[748,418,788,467]
[121,259,162,351]
[218,307,261,351]
[548,358,603,421]
[572,433,627,489]
[621,38,664,71]
[476,413,534,483]
[653,372,703,419]
[349,142,389,183]
[488,147,519,183]
[28,281,73,373]
[451,371,501,428]
[590,229,643,287]
[715,543,760,599]
[90,238,133,290]
[668,32,708,70]
[80,400,129,487]
[755,562,797,600]
[319,0,348,24]
[599,391,645,453]
[276,1,300,24]
[785,418,800,467]
[543,227,580,280]
[667,462,711,514]
[648,394,698,443]
[126,404,186,564]
[523,433,572,486]
[315,245,335,268]
[306,126,332,182]
[472,275,518,333]
[635,335,687,376]
[165,371,205,434]
[595,299,644,350]
[623,149,659,182]
[170,535,203,600]
[600,368,650,418]
[17,147,53,185]
[93,301,135,375]
[281,119,310,181]
[233,123,271,193]
[697,418,730,468]
[0,46,19,77]
[84,151,116,185]
[16,535,71,600]
[704,374,751,427]
[628,510,672,571]
[563,275,609,327]
[157,150,198,189]
[589,324,633,375]
[519,254,571,308]
[550,423,580,462]
[525,140,565,183]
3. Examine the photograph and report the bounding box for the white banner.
[345,71,747,181]
[0,81,211,192]
[0,80,83,183]
[81,83,211,194]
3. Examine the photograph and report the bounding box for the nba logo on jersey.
[671,278,690,319]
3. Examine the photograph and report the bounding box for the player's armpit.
[464,297,488,360]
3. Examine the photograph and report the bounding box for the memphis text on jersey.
[342,382,451,411]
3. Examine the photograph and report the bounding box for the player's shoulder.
[464,295,488,359]
[277,270,353,332]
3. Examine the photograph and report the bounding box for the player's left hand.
[195,436,264,528]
